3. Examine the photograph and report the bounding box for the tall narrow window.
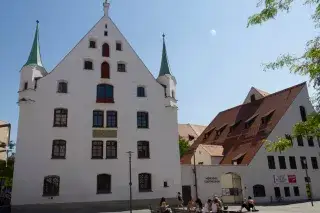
[300,106,307,121]
[53,108,68,127]
[137,111,149,128]
[97,174,111,194]
[138,141,150,159]
[96,84,114,103]
[138,173,152,192]
[300,156,308,169]
[172,91,175,99]
[23,82,28,90]
[117,63,126,72]
[102,43,110,57]
[308,136,314,147]
[101,62,110,79]
[84,60,93,70]
[137,86,146,97]
[253,185,266,197]
[106,141,117,159]
[278,156,286,169]
[57,81,68,93]
[274,187,281,198]
[311,157,318,169]
[267,156,276,169]
[284,187,291,197]
[92,141,103,159]
[106,111,117,128]
[52,140,66,159]
[93,110,104,127]
[289,156,297,169]
[34,77,40,89]
[116,42,122,51]
[293,187,300,196]
[43,175,60,196]
[250,94,256,102]
[297,135,304,146]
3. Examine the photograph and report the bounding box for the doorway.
[182,185,192,206]
[220,173,243,204]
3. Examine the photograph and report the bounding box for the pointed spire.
[159,34,172,76]
[24,20,44,67]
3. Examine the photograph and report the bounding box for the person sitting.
[160,197,172,213]
[239,198,250,212]
[211,199,218,213]
[187,198,196,212]
[195,198,203,213]
[202,199,212,213]
[247,196,257,211]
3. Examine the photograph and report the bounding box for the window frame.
[308,136,314,147]
[267,156,276,169]
[101,61,110,79]
[253,184,266,197]
[53,108,68,127]
[106,141,117,159]
[137,86,146,97]
[43,175,60,197]
[93,110,104,128]
[278,156,287,169]
[96,84,114,103]
[284,187,291,197]
[102,43,110,57]
[300,156,308,169]
[117,62,126,72]
[138,173,152,192]
[137,141,150,159]
[137,111,149,129]
[92,141,103,159]
[311,157,318,169]
[289,156,297,169]
[84,60,93,70]
[293,186,300,196]
[106,111,117,128]
[274,187,281,198]
[104,31,108,36]
[250,94,256,102]
[97,174,111,194]
[51,140,66,159]
[57,81,68,94]
[89,40,96,48]
[23,81,28,90]
[297,135,304,146]
[299,106,307,122]
[116,41,122,51]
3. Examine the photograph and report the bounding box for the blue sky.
[0,0,316,141]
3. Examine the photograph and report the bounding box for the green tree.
[179,136,190,158]
[248,0,320,152]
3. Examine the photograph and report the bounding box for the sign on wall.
[274,175,296,184]
[204,177,220,183]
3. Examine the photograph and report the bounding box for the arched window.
[138,173,152,192]
[253,184,266,197]
[299,106,307,121]
[137,141,150,159]
[102,43,110,57]
[137,86,146,97]
[43,175,60,196]
[250,94,256,102]
[97,174,111,194]
[53,108,68,127]
[57,81,68,93]
[96,84,114,103]
[52,140,66,159]
[101,62,110,79]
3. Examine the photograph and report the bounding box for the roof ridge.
[188,123,199,137]
[220,82,306,114]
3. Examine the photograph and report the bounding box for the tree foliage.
[248,0,320,152]
[179,136,190,158]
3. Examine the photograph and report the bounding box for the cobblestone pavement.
[100,202,320,213]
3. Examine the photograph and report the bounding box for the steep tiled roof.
[178,124,207,140]
[181,82,306,165]
[200,144,224,157]
[254,87,270,97]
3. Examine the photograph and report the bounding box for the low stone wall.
[12,198,178,213]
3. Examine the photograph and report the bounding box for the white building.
[181,83,320,204]
[12,2,181,212]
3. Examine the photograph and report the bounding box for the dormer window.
[250,94,256,102]
[229,120,241,133]
[204,127,215,139]
[261,110,275,125]
[245,114,258,129]
[215,124,227,139]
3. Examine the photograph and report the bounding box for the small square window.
[118,63,126,72]
[89,40,96,48]
[105,24,108,28]
[116,42,122,51]
[84,61,93,70]
[104,31,108,36]
[163,181,168,188]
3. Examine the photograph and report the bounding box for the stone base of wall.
[12,197,178,213]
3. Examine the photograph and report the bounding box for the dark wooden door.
[182,185,192,206]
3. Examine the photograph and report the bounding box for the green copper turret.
[158,34,172,76]
[24,20,44,67]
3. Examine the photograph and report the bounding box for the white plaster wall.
[12,13,181,205]
[0,120,8,161]
[192,146,211,165]
[211,157,223,165]
[247,84,320,203]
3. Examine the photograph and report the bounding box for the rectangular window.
[34,77,40,89]
[267,156,276,169]
[311,157,318,169]
[284,187,290,197]
[106,141,117,159]
[278,156,286,169]
[43,175,60,196]
[274,187,281,198]
[89,40,96,48]
[92,141,103,159]
[53,108,68,127]
[300,156,308,169]
[297,135,304,146]
[293,186,300,196]
[52,140,66,159]
[138,141,150,159]
[104,31,108,36]
[106,111,117,128]
[93,110,104,127]
[137,112,149,128]
[84,60,93,70]
[289,156,297,169]
[116,42,122,51]
[117,63,126,72]
[24,82,28,90]
[308,136,314,147]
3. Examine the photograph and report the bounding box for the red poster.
[288,175,296,183]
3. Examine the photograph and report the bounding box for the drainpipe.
[193,150,198,199]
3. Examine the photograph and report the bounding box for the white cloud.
[210,29,217,36]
